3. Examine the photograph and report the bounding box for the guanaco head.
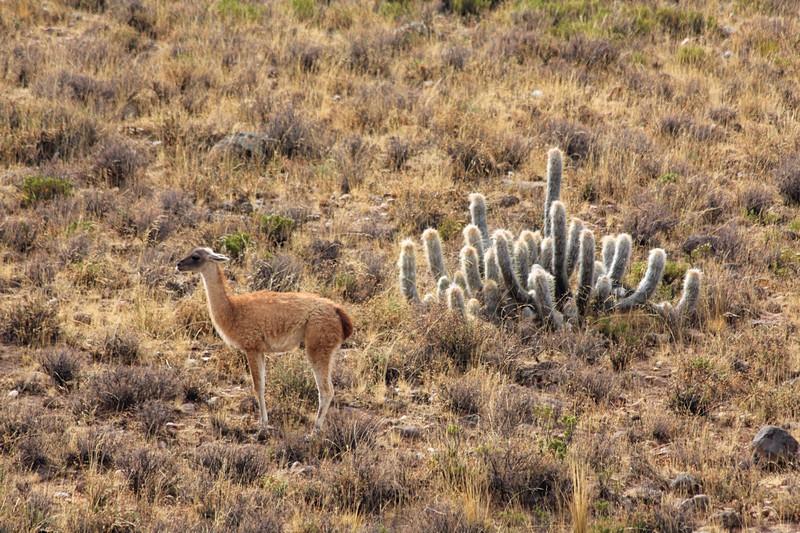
[176,247,230,273]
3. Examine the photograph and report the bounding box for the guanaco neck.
[200,264,235,332]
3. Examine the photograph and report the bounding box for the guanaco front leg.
[245,351,268,427]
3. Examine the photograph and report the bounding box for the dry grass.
[0,0,799,530]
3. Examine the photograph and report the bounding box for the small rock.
[721,25,735,37]
[461,413,480,426]
[752,425,799,465]
[206,396,220,408]
[179,403,196,414]
[670,473,702,495]
[289,461,315,477]
[7,390,19,398]
[53,491,71,499]
[397,425,423,440]
[712,508,742,530]
[682,234,717,256]
[498,195,520,208]
[678,494,710,513]
[722,50,733,59]
[73,313,92,325]
[531,89,544,98]
[732,359,749,373]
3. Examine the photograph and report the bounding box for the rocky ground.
[1,0,799,531]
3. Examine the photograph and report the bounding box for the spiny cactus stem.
[398,239,419,303]
[601,235,616,272]
[576,229,595,317]
[460,245,483,296]
[422,228,448,284]
[609,233,632,288]
[493,230,534,305]
[550,201,569,300]
[469,193,490,249]
[615,248,666,311]
[543,148,563,237]
[447,285,466,318]
[566,219,584,278]
[674,268,702,317]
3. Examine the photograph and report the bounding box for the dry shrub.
[560,35,619,68]
[137,400,176,439]
[0,217,39,254]
[196,442,271,485]
[320,409,381,458]
[95,328,141,364]
[0,104,99,165]
[92,138,144,187]
[442,45,470,70]
[448,137,499,182]
[248,253,303,292]
[196,483,285,532]
[174,293,214,339]
[64,427,117,469]
[306,451,411,514]
[386,136,411,171]
[0,294,60,347]
[542,119,594,162]
[441,375,484,417]
[346,33,391,76]
[399,502,488,532]
[740,184,775,217]
[490,383,540,434]
[669,357,729,417]
[24,253,57,286]
[481,439,567,511]
[404,313,490,377]
[39,348,82,389]
[623,194,679,246]
[117,445,180,501]
[263,106,323,159]
[84,366,180,413]
[16,433,51,473]
[775,155,800,205]
[54,71,115,107]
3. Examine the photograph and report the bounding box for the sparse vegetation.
[0,0,798,529]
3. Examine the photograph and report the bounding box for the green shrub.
[291,0,316,20]
[20,175,73,206]
[219,231,251,260]
[258,214,294,246]
[677,45,706,66]
[216,0,265,22]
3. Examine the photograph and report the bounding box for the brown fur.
[177,248,352,431]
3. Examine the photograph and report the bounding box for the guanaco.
[176,247,353,431]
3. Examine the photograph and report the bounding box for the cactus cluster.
[398,148,703,330]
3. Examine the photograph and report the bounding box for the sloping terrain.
[1,0,799,531]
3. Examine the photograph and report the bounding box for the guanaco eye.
[191,255,200,261]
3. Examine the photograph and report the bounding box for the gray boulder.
[752,425,799,465]
[678,494,709,513]
[669,472,702,495]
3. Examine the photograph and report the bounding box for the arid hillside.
[1,0,799,531]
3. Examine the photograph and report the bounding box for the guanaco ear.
[208,252,230,262]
